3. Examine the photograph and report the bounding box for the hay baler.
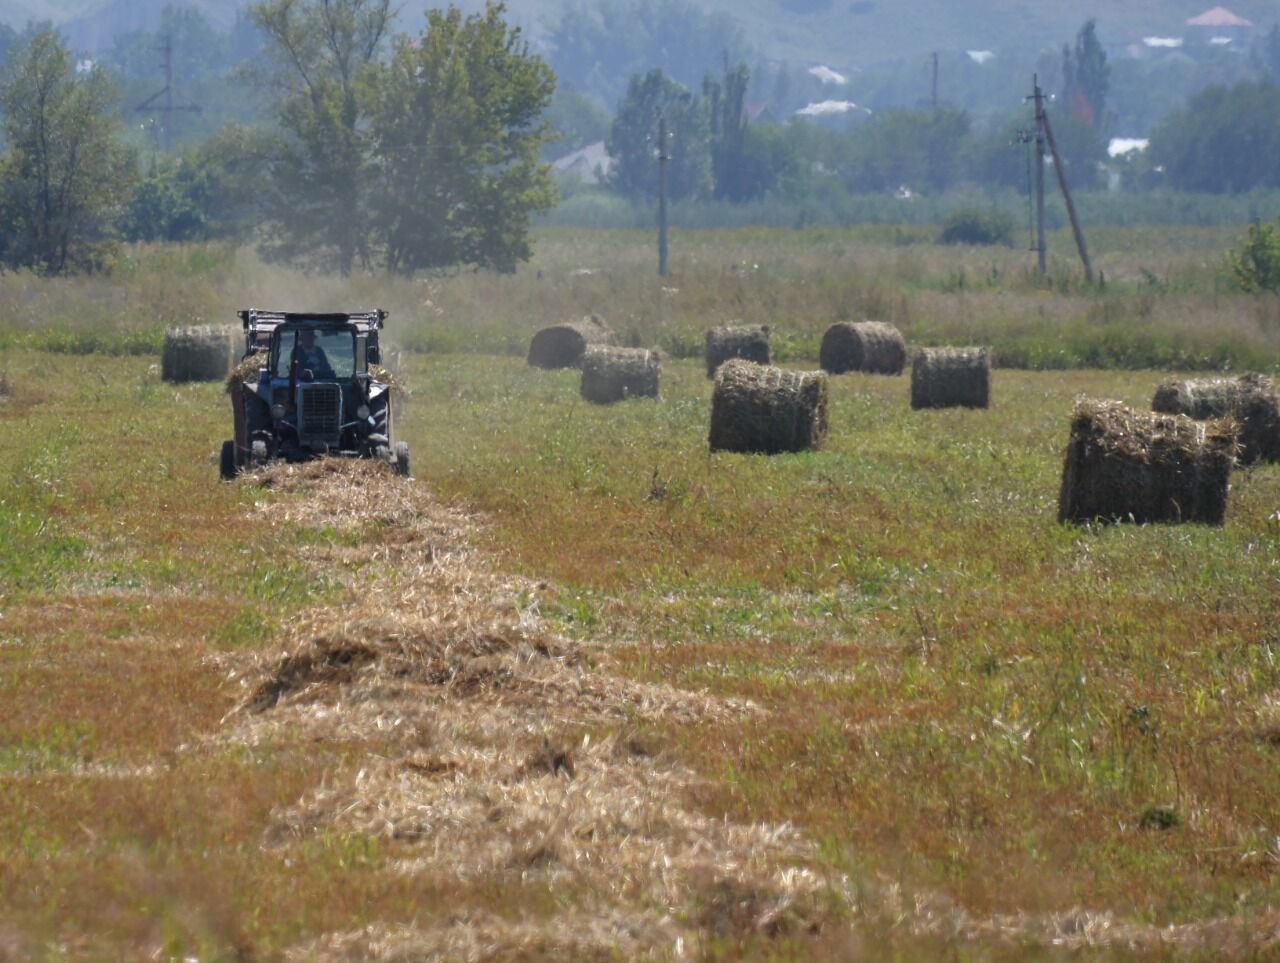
[220,309,409,479]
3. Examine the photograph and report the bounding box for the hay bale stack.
[580,346,660,404]
[704,323,771,378]
[709,359,828,454]
[527,315,616,369]
[819,321,906,375]
[1151,373,1280,464]
[910,346,991,409]
[1058,398,1237,526]
[162,325,238,383]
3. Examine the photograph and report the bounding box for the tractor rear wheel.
[219,440,237,480]
[393,441,411,478]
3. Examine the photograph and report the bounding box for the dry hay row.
[219,459,830,960]
[218,461,1279,958]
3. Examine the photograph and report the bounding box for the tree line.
[0,0,553,275]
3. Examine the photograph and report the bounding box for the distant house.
[551,142,613,185]
[1185,6,1254,48]
[745,102,778,124]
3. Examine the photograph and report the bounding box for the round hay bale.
[1151,373,1280,465]
[527,315,616,369]
[162,325,238,383]
[910,346,991,409]
[1058,397,1237,526]
[580,346,660,404]
[704,323,771,378]
[709,359,828,454]
[819,321,906,375]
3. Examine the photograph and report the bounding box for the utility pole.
[1029,75,1047,275]
[931,52,939,110]
[1041,109,1093,282]
[134,33,201,153]
[657,113,669,278]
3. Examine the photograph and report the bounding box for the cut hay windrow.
[819,321,906,375]
[579,345,660,404]
[161,324,238,383]
[704,323,771,378]
[219,458,827,956]
[910,346,991,409]
[1152,372,1280,464]
[709,359,828,454]
[1058,398,1237,526]
[527,315,616,369]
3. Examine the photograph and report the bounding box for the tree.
[705,62,749,201]
[1227,220,1280,294]
[1063,19,1108,130]
[248,0,391,273]
[1149,81,1280,193]
[367,2,556,274]
[607,69,709,201]
[840,107,971,194]
[0,32,134,273]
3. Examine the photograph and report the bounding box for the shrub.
[1226,220,1280,294]
[939,208,1015,247]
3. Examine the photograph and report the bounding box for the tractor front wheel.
[393,441,411,478]
[219,440,237,481]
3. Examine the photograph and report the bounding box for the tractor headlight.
[270,403,286,421]
[356,404,371,420]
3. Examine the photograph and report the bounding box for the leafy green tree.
[704,62,749,201]
[248,0,391,273]
[543,86,611,159]
[119,123,272,242]
[1227,220,1280,293]
[1064,20,1108,130]
[367,2,556,274]
[1149,81,1280,193]
[607,69,709,201]
[0,32,134,273]
[841,107,971,194]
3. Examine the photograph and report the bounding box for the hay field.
[1,343,1277,959]
[1,227,1279,958]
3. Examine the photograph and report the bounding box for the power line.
[133,33,202,153]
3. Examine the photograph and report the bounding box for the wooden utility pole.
[1041,109,1093,282]
[657,113,669,278]
[1031,75,1046,275]
[931,52,939,110]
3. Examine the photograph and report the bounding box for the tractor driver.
[294,328,335,379]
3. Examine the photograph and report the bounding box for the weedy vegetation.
[0,226,1278,959]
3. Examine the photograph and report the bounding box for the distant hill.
[12,0,1280,69]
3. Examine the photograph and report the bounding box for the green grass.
[1,228,1279,957]
[402,354,1280,927]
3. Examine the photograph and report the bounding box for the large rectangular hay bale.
[709,359,828,454]
[162,325,238,383]
[819,321,906,375]
[705,323,771,378]
[1151,373,1280,464]
[910,346,991,409]
[1058,398,1237,526]
[580,346,660,404]
[527,315,616,369]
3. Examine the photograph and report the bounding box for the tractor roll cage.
[239,309,387,354]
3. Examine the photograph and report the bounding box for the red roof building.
[1185,6,1254,28]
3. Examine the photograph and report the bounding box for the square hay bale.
[1151,373,1280,465]
[161,325,239,383]
[704,323,771,378]
[1058,398,1237,526]
[910,346,991,409]
[819,321,906,375]
[709,359,828,454]
[527,315,616,369]
[580,346,660,404]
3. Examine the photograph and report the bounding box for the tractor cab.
[220,309,409,478]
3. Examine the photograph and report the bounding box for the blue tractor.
[220,309,409,479]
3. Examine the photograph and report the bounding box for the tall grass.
[0,226,1277,371]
